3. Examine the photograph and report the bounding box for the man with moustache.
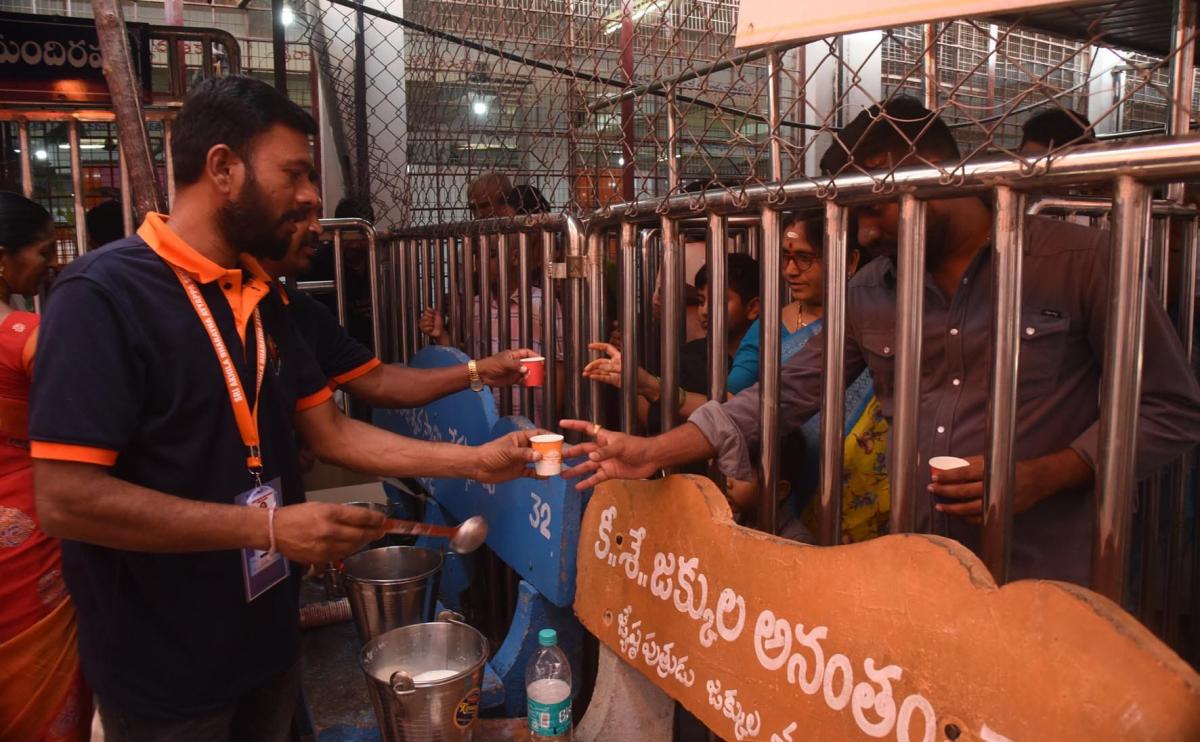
[29,76,541,740]
[259,211,536,406]
[561,96,1200,585]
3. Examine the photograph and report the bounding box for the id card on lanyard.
[170,264,290,602]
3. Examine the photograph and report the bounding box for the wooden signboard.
[575,475,1200,741]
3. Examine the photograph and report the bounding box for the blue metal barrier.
[372,346,588,716]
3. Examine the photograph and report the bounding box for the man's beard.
[217,171,303,261]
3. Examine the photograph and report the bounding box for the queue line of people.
[559,96,1200,587]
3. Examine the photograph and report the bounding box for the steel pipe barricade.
[982,187,1025,584]
[448,237,462,350]
[640,229,662,380]
[1093,176,1153,603]
[295,280,336,294]
[433,237,446,316]
[567,219,588,423]
[587,231,607,426]
[818,202,849,546]
[705,214,729,410]
[1153,219,1171,310]
[890,194,928,536]
[320,218,383,361]
[463,235,477,360]
[620,222,640,435]
[542,230,559,430]
[659,215,684,437]
[407,236,421,353]
[480,236,494,364]
[428,238,441,319]
[393,238,410,363]
[518,233,534,418]
[1183,219,1198,365]
[497,234,514,416]
[332,230,349,329]
[412,238,426,348]
[756,206,782,536]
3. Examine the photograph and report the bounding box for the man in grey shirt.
[563,97,1200,585]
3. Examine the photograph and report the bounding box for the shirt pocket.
[858,329,896,417]
[1017,312,1071,403]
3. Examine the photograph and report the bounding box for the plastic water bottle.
[526,628,572,739]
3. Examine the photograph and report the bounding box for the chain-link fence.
[299,0,1199,230]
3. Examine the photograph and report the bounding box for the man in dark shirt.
[260,211,536,404]
[30,76,541,740]
[562,97,1200,585]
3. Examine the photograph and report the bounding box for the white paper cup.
[929,456,971,476]
[531,433,564,477]
[929,456,972,505]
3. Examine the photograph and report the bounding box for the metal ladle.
[384,515,489,554]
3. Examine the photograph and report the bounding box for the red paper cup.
[520,356,545,387]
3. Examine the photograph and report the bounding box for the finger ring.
[592,424,602,436]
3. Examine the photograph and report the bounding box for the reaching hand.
[582,342,660,399]
[582,342,623,388]
[272,501,387,563]
[559,419,659,490]
[476,348,537,386]
[418,308,445,341]
[927,450,1092,523]
[472,429,544,483]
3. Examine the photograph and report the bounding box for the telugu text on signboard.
[575,475,1200,741]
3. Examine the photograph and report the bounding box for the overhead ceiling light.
[34,150,47,160]
[618,156,625,166]
[472,99,489,116]
[604,0,665,34]
[280,5,295,26]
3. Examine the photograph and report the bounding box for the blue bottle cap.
[538,628,557,647]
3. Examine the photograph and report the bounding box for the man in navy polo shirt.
[260,213,539,405]
[29,76,540,741]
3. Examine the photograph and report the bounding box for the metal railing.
[386,129,1200,657]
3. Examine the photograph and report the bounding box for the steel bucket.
[342,545,443,643]
[361,615,489,742]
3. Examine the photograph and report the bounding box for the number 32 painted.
[529,493,552,539]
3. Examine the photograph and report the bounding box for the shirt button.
[883,346,891,354]
[950,328,959,336]
[952,378,961,386]
[937,426,946,434]
[1025,327,1035,336]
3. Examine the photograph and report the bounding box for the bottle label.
[528,696,571,736]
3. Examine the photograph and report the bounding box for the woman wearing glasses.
[726,216,890,544]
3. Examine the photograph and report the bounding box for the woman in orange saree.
[0,192,90,742]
